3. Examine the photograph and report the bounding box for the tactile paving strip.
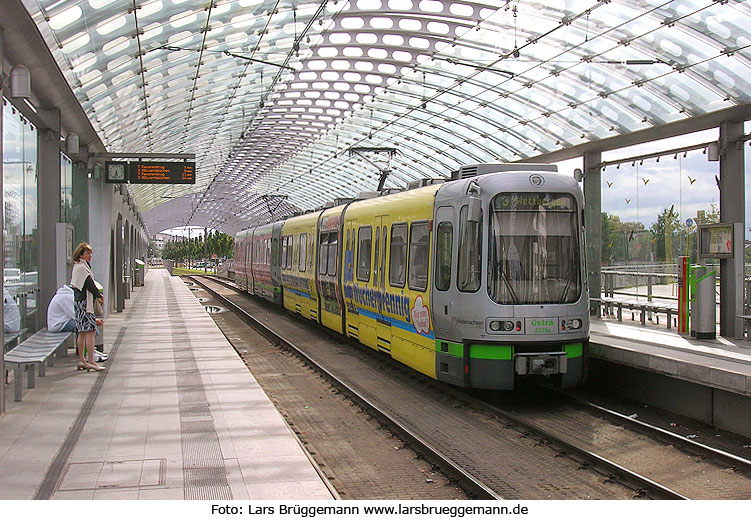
[165,277,232,500]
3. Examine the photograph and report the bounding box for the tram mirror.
[468,195,482,223]
[573,168,583,182]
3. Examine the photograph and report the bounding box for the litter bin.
[134,259,145,286]
[691,265,716,339]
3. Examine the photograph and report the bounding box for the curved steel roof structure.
[19,0,751,235]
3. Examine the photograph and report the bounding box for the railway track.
[189,275,751,499]
[560,391,751,475]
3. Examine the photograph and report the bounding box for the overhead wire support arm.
[348,147,399,191]
[261,194,289,219]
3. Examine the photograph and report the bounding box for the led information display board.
[104,161,195,184]
[130,161,195,184]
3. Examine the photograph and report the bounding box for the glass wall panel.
[61,153,72,223]
[71,162,89,247]
[2,99,39,333]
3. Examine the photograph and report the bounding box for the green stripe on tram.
[564,342,583,358]
[435,340,512,360]
[435,340,582,360]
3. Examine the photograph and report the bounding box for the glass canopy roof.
[21,0,751,235]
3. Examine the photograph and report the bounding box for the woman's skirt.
[74,299,97,332]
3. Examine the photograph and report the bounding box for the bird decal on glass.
[715,174,721,189]
[606,181,613,188]
[687,175,696,185]
[641,177,650,185]
[625,198,631,204]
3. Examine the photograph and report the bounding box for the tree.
[158,230,235,264]
[601,213,626,265]
[650,207,681,262]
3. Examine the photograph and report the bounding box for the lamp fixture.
[10,64,31,99]
[66,132,80,155]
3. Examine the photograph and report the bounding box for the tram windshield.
[488,192,581,304]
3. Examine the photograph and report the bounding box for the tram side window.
[408,222,429,292]
[292,236,299,269]
[285,236,291,270]
[357,226,372,281]
[435,221,453,291]
[319,232,329,275]
[281,236,288,269]
[458,206,482,292]
[389,224,407,287]
[299,233,307,272]
[327,231,338,276]
[309,237,314,271]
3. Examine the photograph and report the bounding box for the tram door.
[432,206,456,334]
[374,215,391,353]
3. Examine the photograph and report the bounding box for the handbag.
[94,296,104,317]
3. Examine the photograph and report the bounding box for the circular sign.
[529,174,545,188]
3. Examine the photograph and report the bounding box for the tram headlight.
[561,318,583,331]
[489,320,516,332]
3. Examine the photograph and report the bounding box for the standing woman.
[71,243,105,371]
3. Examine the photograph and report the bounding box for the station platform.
[590,318,751,396]
[588,317,751,437]
[0,269,335,500]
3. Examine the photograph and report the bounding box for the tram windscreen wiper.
[493,262,520,304]
[558,263,577,302]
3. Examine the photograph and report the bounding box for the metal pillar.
[37,108,62,333]
[583,151,602,314]
[115,217,124,312]
[718,121,745,338]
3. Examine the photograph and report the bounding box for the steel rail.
[188,276,500,500]
[556,391,751,475]
[462,393,688,500]
[193,274,689,500]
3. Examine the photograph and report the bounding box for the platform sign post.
[678,256,690,334]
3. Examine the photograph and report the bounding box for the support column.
[583,152,602,315]
[115,216,124,312]
[37,108,62,332]
[718,121,745,338]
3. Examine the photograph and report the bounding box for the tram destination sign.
[130,161,195,184]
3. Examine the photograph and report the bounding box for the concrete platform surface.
[590,318,751,396]
[0,269,334,500]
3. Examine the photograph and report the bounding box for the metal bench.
[4,329,73,401]
[595,297,678,329]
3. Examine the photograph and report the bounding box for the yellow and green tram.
[235,164,588,389]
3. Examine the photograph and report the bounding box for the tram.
[234,164,588,389]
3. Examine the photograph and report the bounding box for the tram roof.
[9,0,751,235]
